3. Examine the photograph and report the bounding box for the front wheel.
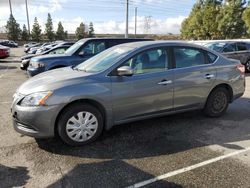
[57,104,104,146]
[203,87,229,117]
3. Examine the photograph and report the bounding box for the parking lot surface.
[0,49,250,188]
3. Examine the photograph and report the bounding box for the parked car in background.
[20,44,73,70]
[12,41,245,146]
[36,41,75,54]
[24,42,38,48]
[27,38,153,77]
[24,43,41,53]
[0,40,18,48]
[204,41,250,72]
[0,45,10,58]
[27,43,51,54]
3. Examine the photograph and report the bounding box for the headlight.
[30,61,45,68]
[20,91,53,106]
[22,59,29,64]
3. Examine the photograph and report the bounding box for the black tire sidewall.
[204,87,229,117]
[245,61,250,73]
[57,104,104,146]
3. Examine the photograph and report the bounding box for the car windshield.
[204,42,227,52]
[75,46,133,73]
[65,40,86,55]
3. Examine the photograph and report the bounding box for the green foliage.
[75,22,87,40]
[181,0,247,40]
[218,0,246,39]
[243,3,250,35]
[56,21,67,40]
[31,17,42,42]
[45,13,54,41]
[88,22,95,37]
[5,14,21,41]
[21,24,29,41]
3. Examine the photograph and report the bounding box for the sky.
[0,0,194,34]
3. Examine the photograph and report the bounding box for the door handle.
[204,74,215,79]
[158,80,172,85]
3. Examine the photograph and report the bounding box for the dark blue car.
[27,38,153,77]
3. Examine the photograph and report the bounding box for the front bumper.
[11,104,62,138]
[27,66,45,77]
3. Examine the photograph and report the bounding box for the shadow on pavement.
[0,164,30,187]
[47,160,183,188]
[35,96,250,187]
[0,65,17,70]
[36,97,250,159]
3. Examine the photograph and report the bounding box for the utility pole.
[9,0,13,15]
[25,0,31,35]
[134,7,137,38]
[125,0,129,38]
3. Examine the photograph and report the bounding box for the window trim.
[109,46,172,76]
[171,46,216,69]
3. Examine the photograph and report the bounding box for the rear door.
[111,47,174,122]
[172,46,217,110]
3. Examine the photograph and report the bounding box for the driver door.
[110,47,174,123]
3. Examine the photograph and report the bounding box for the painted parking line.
[127,147,250,188]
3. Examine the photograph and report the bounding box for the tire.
[245,60,250,73]
[57,103,104,146]
[203,87,229,117]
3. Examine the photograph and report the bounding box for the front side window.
[174,47,206,68]
[122,48,168,74]
[80,41,106,55]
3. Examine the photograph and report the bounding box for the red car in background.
[0,45,10,58]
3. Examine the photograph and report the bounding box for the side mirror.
[117,66,133,76]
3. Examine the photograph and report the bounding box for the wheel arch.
[208,83,233,103]
[54,99,107,135]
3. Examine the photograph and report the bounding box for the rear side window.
[80,41,106,55]
[223,43,236,53]
[237,43,247,51]
[173,47,206,68]
[207,52,218,63]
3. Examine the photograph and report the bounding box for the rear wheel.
[245,60,250,73]
[57,104,104,146]
[203,87,229,117]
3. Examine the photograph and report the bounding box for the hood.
[17,67,93,95]
[31,54,70,62]
[21,54,36,60]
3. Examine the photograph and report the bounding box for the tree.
[75,22,87,40]
[242,2,250,35]
[31,17,42,42]
[88,22,95,37]
[56,21,67,40]
[45,13,54,41]
[5,14,21,41]
[218,0,246,39]
[21,24,29,41]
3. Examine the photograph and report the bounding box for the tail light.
[236,64,245,75]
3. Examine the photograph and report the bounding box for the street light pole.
[125,0,129,38]
[25,0,31,35]
[9,0,13,15]
[134,7,137,38]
